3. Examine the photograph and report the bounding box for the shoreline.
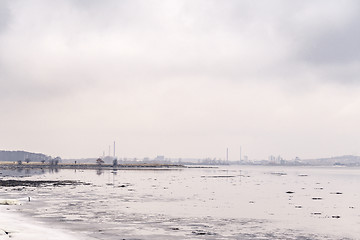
[0,162,185,171]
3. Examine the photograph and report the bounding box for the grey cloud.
[1,0,360,159]
[300,14,360,65]
[2,0,358,90]
[0,1,11,34]
[277,0,360,66]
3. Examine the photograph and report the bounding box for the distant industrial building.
[0,150,49,162]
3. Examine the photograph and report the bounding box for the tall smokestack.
[240,146,242,162]
[114,141,116,157]
[226,148,229,162]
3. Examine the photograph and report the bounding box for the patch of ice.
[0,206,87,240]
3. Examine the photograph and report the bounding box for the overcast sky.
[1,0,360,160]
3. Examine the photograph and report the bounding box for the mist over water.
[1,166,360,239]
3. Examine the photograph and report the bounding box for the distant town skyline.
[1,1,360,160]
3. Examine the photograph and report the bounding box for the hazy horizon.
[1,0,360,160]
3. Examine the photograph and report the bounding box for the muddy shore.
[0,179,89,187]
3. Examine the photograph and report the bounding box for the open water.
[1,165,360,239]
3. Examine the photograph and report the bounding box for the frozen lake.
[1,165,360,239]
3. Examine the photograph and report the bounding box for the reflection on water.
[1,168,50,177]
[96,169,103,176]
[1,166,360,239]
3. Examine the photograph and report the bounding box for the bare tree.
[53,157,61,165]
[96,158,104,165]
[113,158,118,167]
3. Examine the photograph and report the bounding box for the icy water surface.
[1,165,360,239]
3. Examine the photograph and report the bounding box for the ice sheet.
[0,206,85,240]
